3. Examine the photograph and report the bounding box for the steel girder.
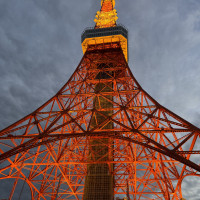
[0,44,200,199]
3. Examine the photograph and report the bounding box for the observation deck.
[81,25,128,61]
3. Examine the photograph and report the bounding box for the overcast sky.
[0,0,200,199]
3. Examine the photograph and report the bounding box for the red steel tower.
[0,0,200,199]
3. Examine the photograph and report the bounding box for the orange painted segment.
[0,0,199,199]
[0,44,199,199]
[94,0,117,28]
[101,1,113,12]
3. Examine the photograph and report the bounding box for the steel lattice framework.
[1,43,200,200]
[1,0,200,199]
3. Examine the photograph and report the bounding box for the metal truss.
[0,43,200,199]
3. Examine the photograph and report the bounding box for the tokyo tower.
[1,0,200,199]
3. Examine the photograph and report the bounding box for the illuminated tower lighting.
[0,1,200,199]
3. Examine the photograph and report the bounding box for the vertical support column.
[9,178,19,200]
[83,61,114,200]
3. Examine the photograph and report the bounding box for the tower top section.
[94,0,118,28]
[81,0,128,61]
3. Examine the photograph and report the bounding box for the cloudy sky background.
[0,0,200,199]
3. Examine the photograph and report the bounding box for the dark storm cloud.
[0,0,96,128]
[0,0,200,199]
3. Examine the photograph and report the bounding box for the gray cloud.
[0,0,200,199]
